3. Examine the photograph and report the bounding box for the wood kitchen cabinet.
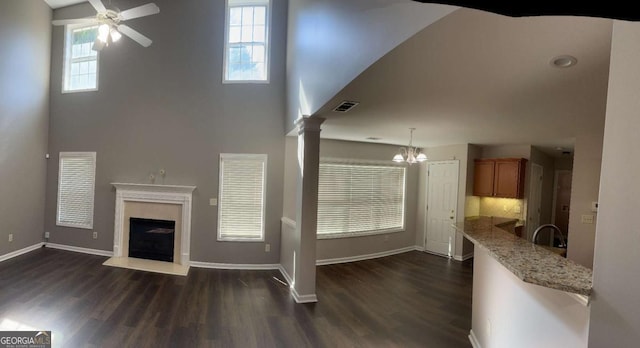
[473,158,527,198]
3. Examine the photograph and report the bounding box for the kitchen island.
[455,216,592,348]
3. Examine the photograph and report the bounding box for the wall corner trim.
[281,217,296,229]
[278,265,294,286]
[291,287,318,303]
[454,252,475,262]
[45,243,114,257]
[0,243,44,263]
[469,329,482,348]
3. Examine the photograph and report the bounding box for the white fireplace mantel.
[112,183,196,265]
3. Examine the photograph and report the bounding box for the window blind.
[218,154,267,241]
[317,162,406,237]
[57,152,96,229]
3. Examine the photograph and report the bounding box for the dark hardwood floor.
[0,247,473,347]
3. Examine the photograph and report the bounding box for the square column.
[291,116,324,303]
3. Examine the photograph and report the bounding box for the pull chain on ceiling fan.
[52,0,160,51]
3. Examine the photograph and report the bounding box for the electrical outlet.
[45,231,50,239]
[93,231,98,239]
[265,243,270,252]
[8,234,13,242]
[209,198,218,206]
[514,204,521,213]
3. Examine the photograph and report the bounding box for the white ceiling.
[316,8,613,156]
[43,0,86,9]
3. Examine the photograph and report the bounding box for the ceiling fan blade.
[87,0,107,13]
[52,18,98,26]
[117,24,153,47]
[119,3,160,21]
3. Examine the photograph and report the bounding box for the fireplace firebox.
[129,218,175,262]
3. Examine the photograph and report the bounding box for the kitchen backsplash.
[479,197,524,220]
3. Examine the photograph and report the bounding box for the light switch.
[514,204,521,213]
[209,198,218,206]
[581,215,594,224]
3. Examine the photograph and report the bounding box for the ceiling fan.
[52,0,160,51]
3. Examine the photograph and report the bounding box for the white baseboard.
[469,329,482,348]
[454,252,475,261]
[0,243,44,263]
[291,287,318,303]
[278,265,293,286]
[277,265,318,304]
[45,243,113,257]
[414,245,425,252]
[189,261,280,270]
[316,246,416,266]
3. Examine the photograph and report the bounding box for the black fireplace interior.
[129,217,175,262]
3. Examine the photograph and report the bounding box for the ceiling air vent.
[333,100,360,113]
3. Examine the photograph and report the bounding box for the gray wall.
[0,0,51,256]
[285,0,456,131]
[589,20,640,346]
[45,0,287,264]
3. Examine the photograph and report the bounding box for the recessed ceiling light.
[550,55,577,68]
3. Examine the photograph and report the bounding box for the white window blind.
[317,161,406,238]
[63,24,99,92]
[218,154,267,241]
[57,152,96,229]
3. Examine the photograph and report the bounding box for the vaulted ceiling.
[315,8,613,155]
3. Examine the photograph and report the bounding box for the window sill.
[317,228,404,240]
[222,79,270,84]
[62,87,98,94]
[56,222,93,230]
[218,237,265,242]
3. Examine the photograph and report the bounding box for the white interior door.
[527,163,543,241]
[425,160,459,257]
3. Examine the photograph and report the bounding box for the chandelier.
[392,128,427,164]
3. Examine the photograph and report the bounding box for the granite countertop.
[454,216,593,297]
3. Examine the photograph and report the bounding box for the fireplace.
[105,183,195,276]
[129,218,176,262]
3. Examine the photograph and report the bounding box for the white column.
[292,116,325,303]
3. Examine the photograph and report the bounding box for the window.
[57,152,97,229]
[224,0,270,82]
[63,24,99,92]
[317,161,406,238]
[218,154,267,241]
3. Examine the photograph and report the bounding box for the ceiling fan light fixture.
[110,28,122,42]
[98,24,110,43]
